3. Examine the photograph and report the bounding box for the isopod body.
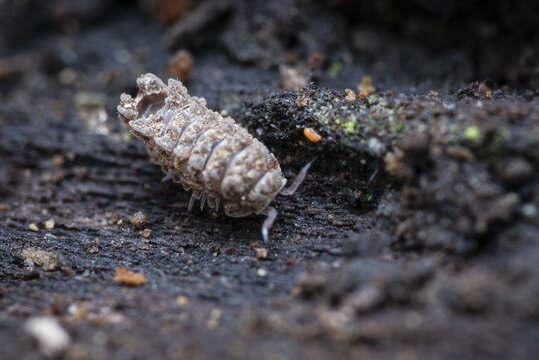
[117,73,289,223]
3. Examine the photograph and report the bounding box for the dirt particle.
[303,127,322,143]
[384,149,409,178]
[521,204,537,219]
[358,76,375,95]
[139,228,152,239]
[176,296,189,306]
[51,155,64,167]
[130,211,147,228]
[255,248,269,259]
[113,267,147,286]
[86,246,99,254]
[138,244,150,251]
[74,92,106,109]
[169,49,194,82]
[207,308,221,330]
[257,268,267,277]
[29,223,39,232]
[344,88,356,102]
[44,218,55,230]
[107,214,121,226]
[446,146,474,161]
[0,203,10,211]
[24,317,71,357]
[286,259,297,266]
[279,65,308,90]
[21,248,60,271]
[113,237,126,249]
[58,68,78,85]
[367,137,386,156]
[307,52,325,71]
[358,90,368,101]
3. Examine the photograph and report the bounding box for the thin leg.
[188,193,196,212]
[261,206,278,243]
[215,197,220,212]
[280,159,315,196]
[200,193,207,212]
[161,174,172,183]
[367,160,379,185]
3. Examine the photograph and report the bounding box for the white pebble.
[521,204,537,219]
[367,137,386,156]
[24,317,71,356]
[257,268,267,277]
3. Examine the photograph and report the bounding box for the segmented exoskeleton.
[117,73,311,241]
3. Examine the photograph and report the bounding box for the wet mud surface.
[1,1,538,359]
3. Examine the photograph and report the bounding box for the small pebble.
[358,76,375,95]
[169,49,194,82]
[130,211,147,228]
[113,267,147,286]
[367,137,385,156]
[257,268,267,277]
[304,127,322,143]
[344,88,356,102]
[86,246,99,254]
[256,248,269,259]
[176,296,189,306]
[207,309,221,330]
[139,228,152,239]
[24,317,71,356]
[279,65,308,90]
[44,218,55,229]
[29,223,39,232]
[21,248,60,271]
[74,92,106,109]
[521,204,537,219]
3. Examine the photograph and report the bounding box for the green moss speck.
[464,125,481,142]
[328,62,343,78]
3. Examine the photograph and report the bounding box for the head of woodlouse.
[117,74,167,124]
[136,73,167,96]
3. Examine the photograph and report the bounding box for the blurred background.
[1,0,538,94]
[1,1,538,359]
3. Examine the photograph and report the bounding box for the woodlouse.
[117,73,311,241]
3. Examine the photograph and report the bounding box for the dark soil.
[1,1,538,359]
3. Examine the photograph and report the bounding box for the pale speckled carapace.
[118,73,312,241]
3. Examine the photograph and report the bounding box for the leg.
[188,192,196,212]
[261,206,278,243]
[367,160,379,185]
[280,159,314,196]
[161,174,172,183]
[200,193,207,212]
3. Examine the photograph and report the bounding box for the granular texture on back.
[117,73,287,217]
